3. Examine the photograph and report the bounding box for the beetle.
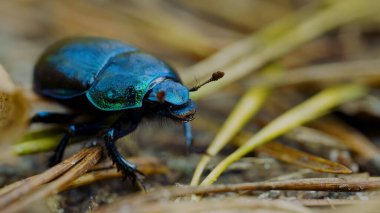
[31,37,223,180]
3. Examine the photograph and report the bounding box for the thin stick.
[96,177,380,212]
[2,146,102,212]
[0,146,94,207]
[194,177,380,195]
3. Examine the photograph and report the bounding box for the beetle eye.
[156,91,166,103]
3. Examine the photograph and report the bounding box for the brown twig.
[2,146,102,213]
[0,146,94,206]
[172,177,380,197]
[97,177,380,212]
[0,148,168,212]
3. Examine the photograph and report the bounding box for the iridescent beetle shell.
[32,37,205,179]
[34,37,184,111]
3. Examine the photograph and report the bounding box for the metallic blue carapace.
[32,37,197,179]
[34,37,138,99]
[87,52,179,110]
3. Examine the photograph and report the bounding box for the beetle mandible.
[31,37,224,180]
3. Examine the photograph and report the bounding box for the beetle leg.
[183,122,193,150]
[104,119,143,182]
[49,122,104,166]
[183,122,210,155]
[30,112,78,124]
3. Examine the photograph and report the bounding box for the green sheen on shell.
[86,52,179,111]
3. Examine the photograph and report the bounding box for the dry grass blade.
[0,146,92,202]
[1,146,102,213]
[201,84,366,185]
[256,142,352,174]
[190,0,380,100]
[182,1,319,83]
[114,0,221,57]
[250,59,380,87]
[0,65,29,159]
[14,129,63,155]
[54,0,221,58]
[192,112,351,177]
[191,65,284,186]
[312,119,380,163]
[0,154,168,208]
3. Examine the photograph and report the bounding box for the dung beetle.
[31,37,224,180]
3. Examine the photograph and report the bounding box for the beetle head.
[148,80,195,122]
[147,71,224,121]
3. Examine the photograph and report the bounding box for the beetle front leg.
[183,122,193,150]
[104,123,142,181]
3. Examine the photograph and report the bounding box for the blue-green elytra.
[32,37,224,180]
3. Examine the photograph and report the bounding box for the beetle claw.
[118,166,145,184]
[48,159,56,167]
[48,154,61,167]
[110,156,145,184]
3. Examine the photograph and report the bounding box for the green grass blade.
[190,86,269,186]
[191,65,282,186]
[14,128,63,155]
[200,84,367,186]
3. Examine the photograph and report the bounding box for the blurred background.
[1,0,380,212]
[0,0,309,85]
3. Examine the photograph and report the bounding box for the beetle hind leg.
[30,112,78,124]
[49,133,70,166]
[49,122,104,167]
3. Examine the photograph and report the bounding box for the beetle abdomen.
[33,37,138,99]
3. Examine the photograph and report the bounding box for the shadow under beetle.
[31,37,224,180]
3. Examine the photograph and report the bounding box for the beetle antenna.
[189,71,224,92]
[156,91,166,103]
